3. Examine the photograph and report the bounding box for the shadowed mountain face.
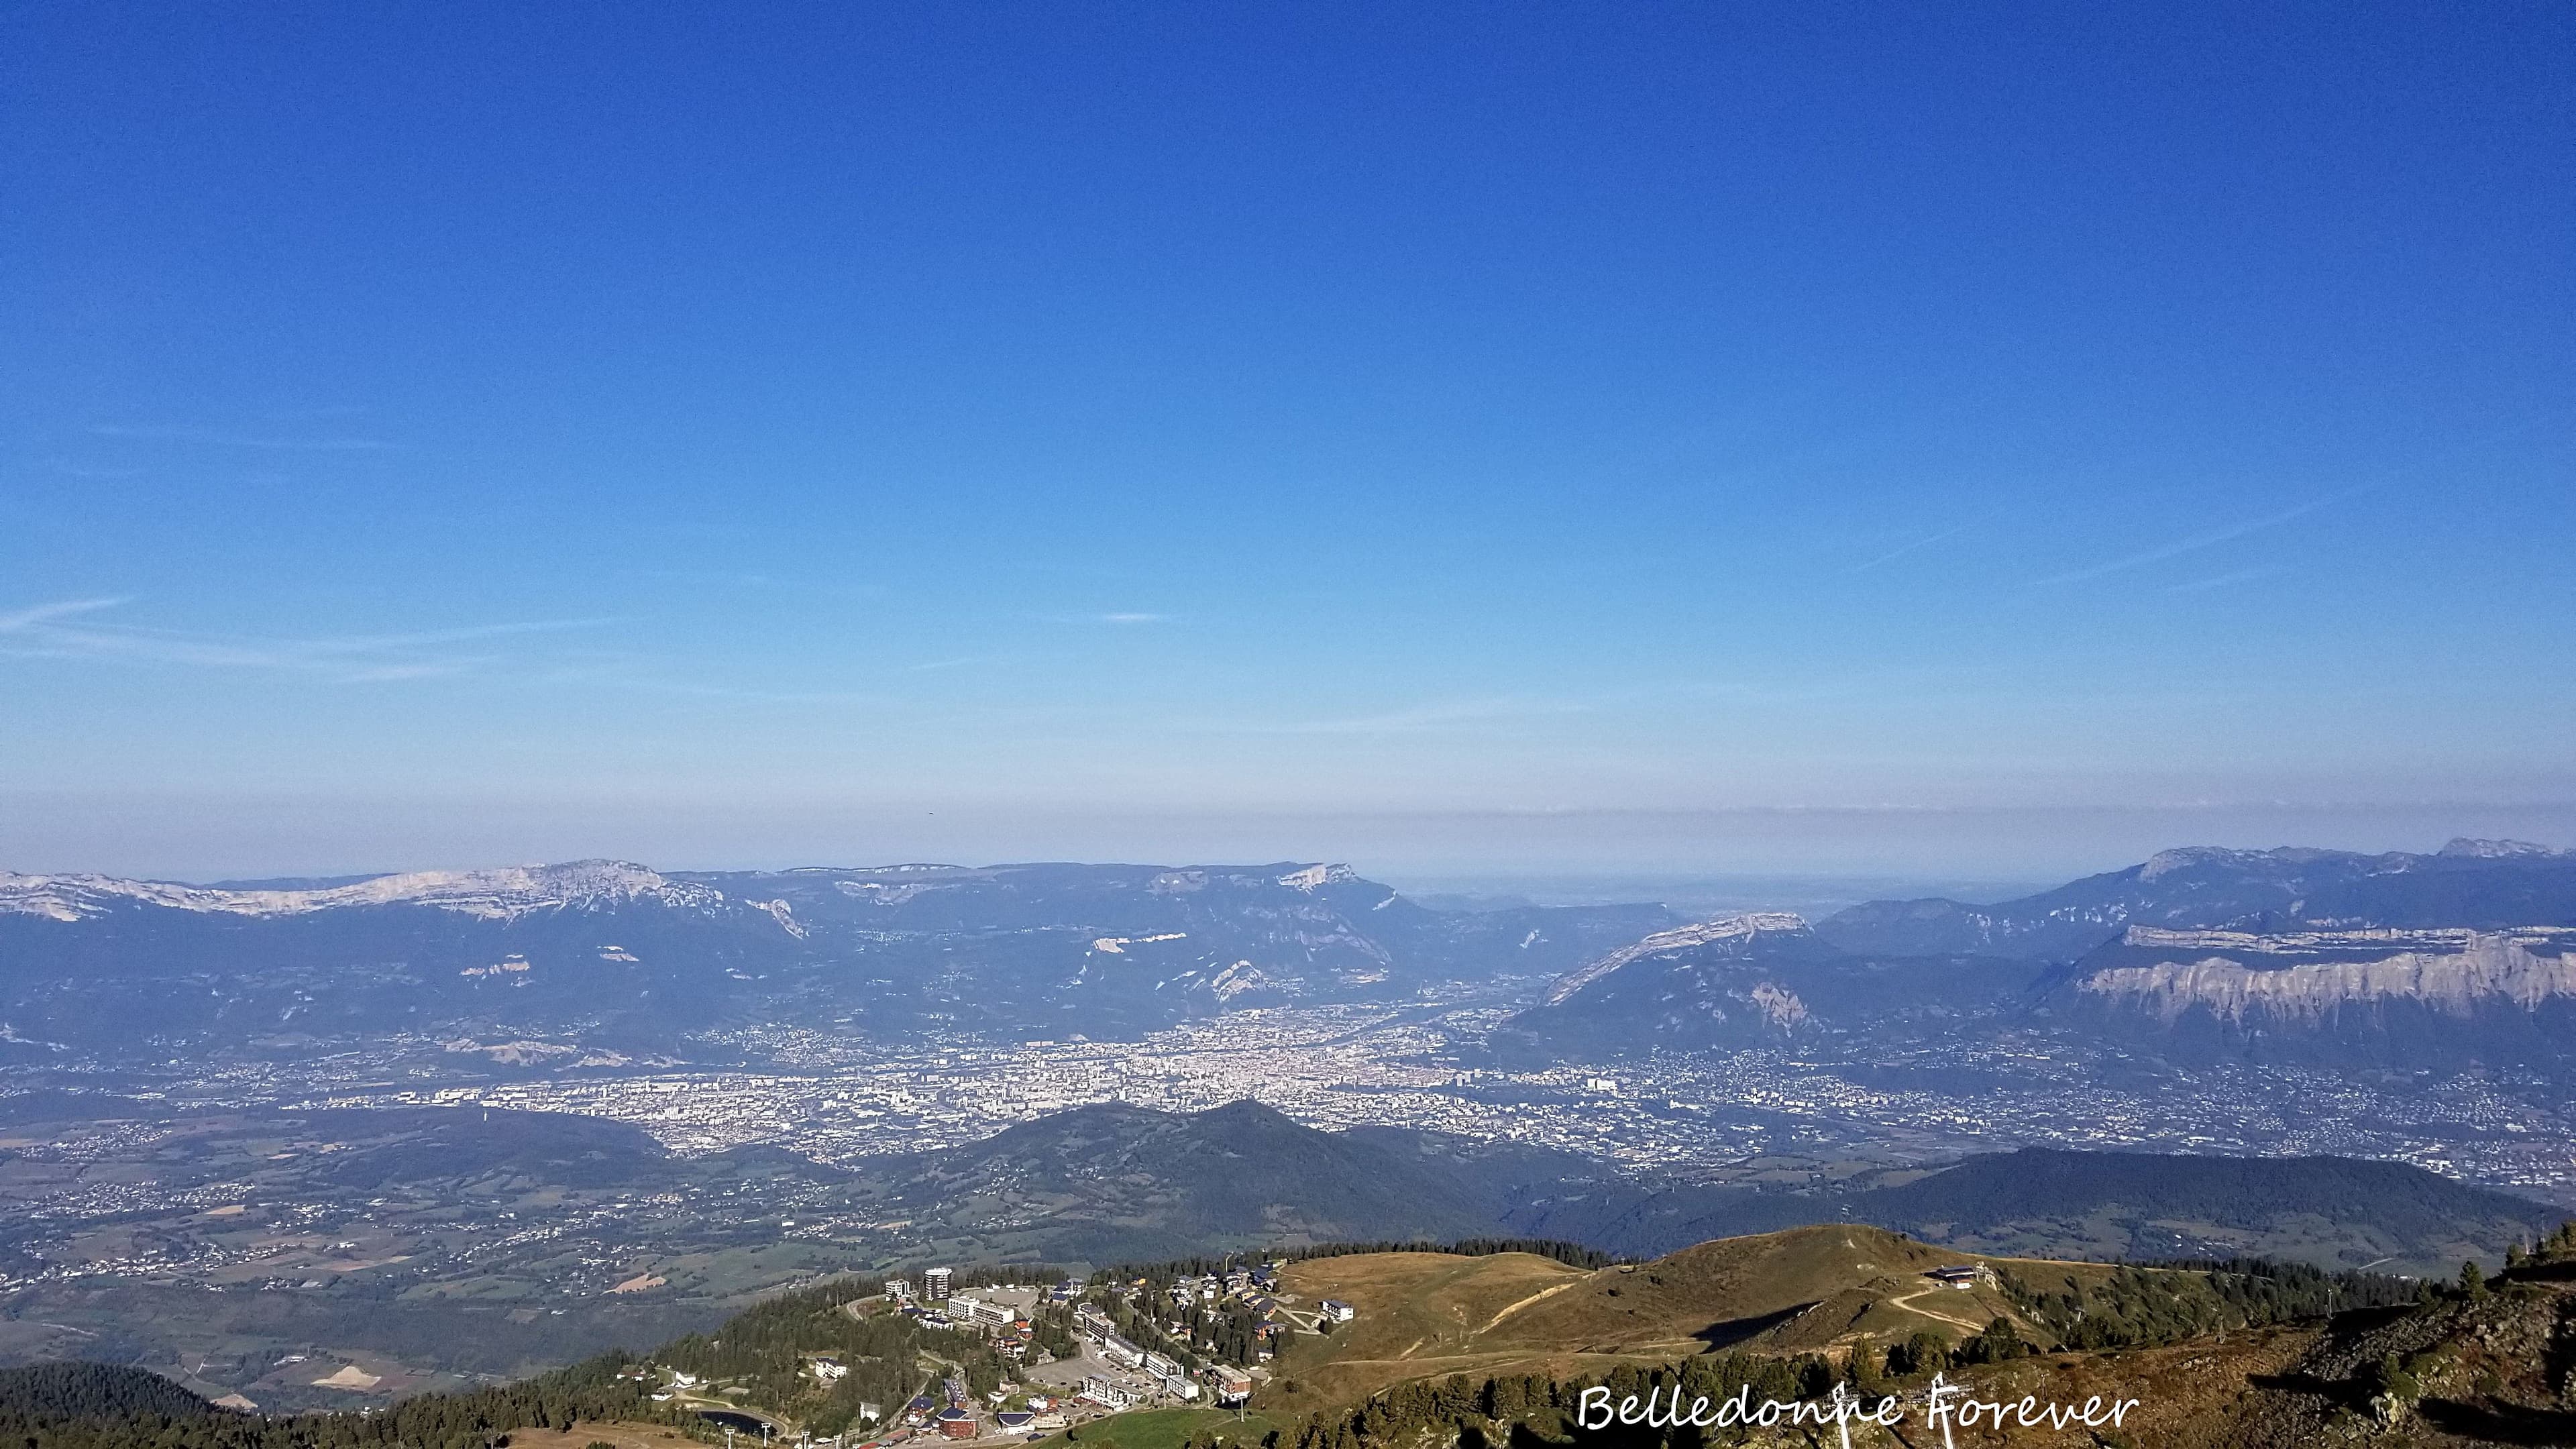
[1491,913,2043,1061]
[1501,1148,2563,1275]
[0,860,1676,1059]
[848,1099,1603,1263]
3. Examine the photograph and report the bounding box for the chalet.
[810,1356,849,1382]
[1318,1299,1355,1322]
[1208,1367,1253,1406]
[1925,1265,1995,1289]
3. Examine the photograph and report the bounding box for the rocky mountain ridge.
[0,859,1678,1059]
[1507,840,2576,1069]
[0,859,731,923]
[1813,838,2576,961]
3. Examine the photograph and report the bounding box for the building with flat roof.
[1077,1375,1143,1411]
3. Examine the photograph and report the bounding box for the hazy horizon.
[6,791,2570,891]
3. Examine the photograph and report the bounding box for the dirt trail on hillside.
[1881,1284,1994,1335]
[1477,1281,1582,1336]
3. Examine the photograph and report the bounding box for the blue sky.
[4,2,2572,879]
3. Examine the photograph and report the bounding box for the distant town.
[303,998,2576,1201]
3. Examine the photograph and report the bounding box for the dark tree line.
[0,1352,658,1449]
[0,1364,215,1419]
[2001,1256,2418,1351]
[1095,1238,1628,1286]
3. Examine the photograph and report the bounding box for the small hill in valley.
[853,1099,1601,1263]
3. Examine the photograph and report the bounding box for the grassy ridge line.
[1089,1239,1631,1285]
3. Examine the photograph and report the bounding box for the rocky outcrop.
[1540,912,1809,1004]
[2074,926,2576,1024]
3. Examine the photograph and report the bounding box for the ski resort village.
[636,1262,1348,1448]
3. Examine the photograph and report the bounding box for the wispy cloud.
[633,568,885,602]
[1244,696,1591,735]
[88,423,401,452]
[1847,521,1975,573]
[0,598,606,682]
[2165,566,2281,594]
[44,459,147,480]
[341,662,468,682]
[0,597,130,633]
[1033,609,1176,627]
[2030,496,2337,588]
[538,665,881,705]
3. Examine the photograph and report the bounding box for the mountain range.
[1502,839,2576,1069]
[0,860,1674,1058]
[7,838,2574,1071]
[1813,838,2576,958]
